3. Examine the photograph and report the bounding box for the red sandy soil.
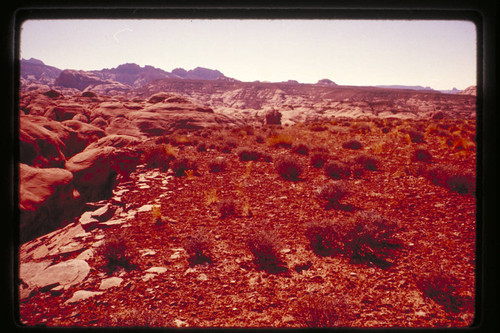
[19,117,476,328]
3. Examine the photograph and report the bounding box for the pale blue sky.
[20,19,476,90]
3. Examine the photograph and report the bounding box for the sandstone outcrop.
[19,116,67,168]
[19,164,82,242]
[65,147,118,202]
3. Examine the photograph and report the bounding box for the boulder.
[19,164,82,242]
[65,146,117,202]
[44,103,89,122]
[61,119,106,155]
[19,116,67,168]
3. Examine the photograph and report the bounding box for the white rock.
[29,259,90,291]
[137,204,153,213]
[197,274,208,282]
[65,290,103,304]
[99,277,123,290]
[173,319,188,327]
[145,267,167,274]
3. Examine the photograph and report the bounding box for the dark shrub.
[292,143,310,155]
[310,152,329,168]
[342,139,363,150]
[324,161,350,179]
[184,230,213,266]
[407,129,425,143]
[101,234,134,272]
[196,142,207,152]
[247,230,287,273]
[351,153,379,171]
[381,127,390,134]
[276,157,303,181]
[305,220,343,257]
[171,157,198,177]
[208,157,227,173]
[417,270,472,313]
[265,109,282,125]
[140,143,175,171]
[237,147,261,161]
[412,148,433,163]
[425,165,475,195]
[218,199,237,219]
[316,181,348,209]
[255,135,265,144]
[340,210,403,268]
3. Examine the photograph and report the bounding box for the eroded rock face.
[65,147,118,202]
[19,164,82,242]
[19,116,67,168]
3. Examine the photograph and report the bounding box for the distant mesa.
[316,79,338,86]
[173,67,225,80]
[375,85,435,91]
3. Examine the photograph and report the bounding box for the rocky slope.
[18,117,476,327]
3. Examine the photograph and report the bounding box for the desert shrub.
[292,143,310,155]
[267,133,293,148]
[381,127,391,134]
[342,139,363,150]
[184,230,213,266]
[275,157,303,181]
[324,161,351,179]
[255,135,265,144]
[339,210,403,268]
[316,181,348,210]
[196,142,207,152]
[171,157,198,177]
[140,143,176,171]
[237,147,261,161]
[151,205,162,225]
[310,152,329,168]
[100,234,134,272]
[412,148,433,163]
[305,220,343,257]
[351,153,380,171]
[265,109,282,125]
[260,152,273,162]
[417,270,472,313]
[297,295,340,327]
[407,129,425,143]
[356,123,371,134]
[208,157,227,173]
[424,165,475,195]
[218,199,237,219]
[247,230,287,273]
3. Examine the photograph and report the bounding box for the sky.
[20,19,476,90]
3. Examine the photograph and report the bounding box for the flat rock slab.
[65,290,104,304]
[145,266,167,274]
[28,259,90,291]
[99,277,123,290]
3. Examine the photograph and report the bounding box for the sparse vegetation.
[140,143,176,171]
[267,133,293,148]
[339,210,403,268]
[218,199,237,219]
[412,147,433,163]
[247,229,287,273]
[184,230,213,266]
[423,164,475,195]
[208,157,227,173]
[351,153,380,171]
[100,234,134,272]
[275,157,303,181]
[417,269,472,313]
[316,181,349,210]
[324,161,351,179]
[310,152,329,168]
[171,157,198,177]
[237,147,261,161]
[342,139,363,150]
[305,220,343,256]
[292,143,310,155]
